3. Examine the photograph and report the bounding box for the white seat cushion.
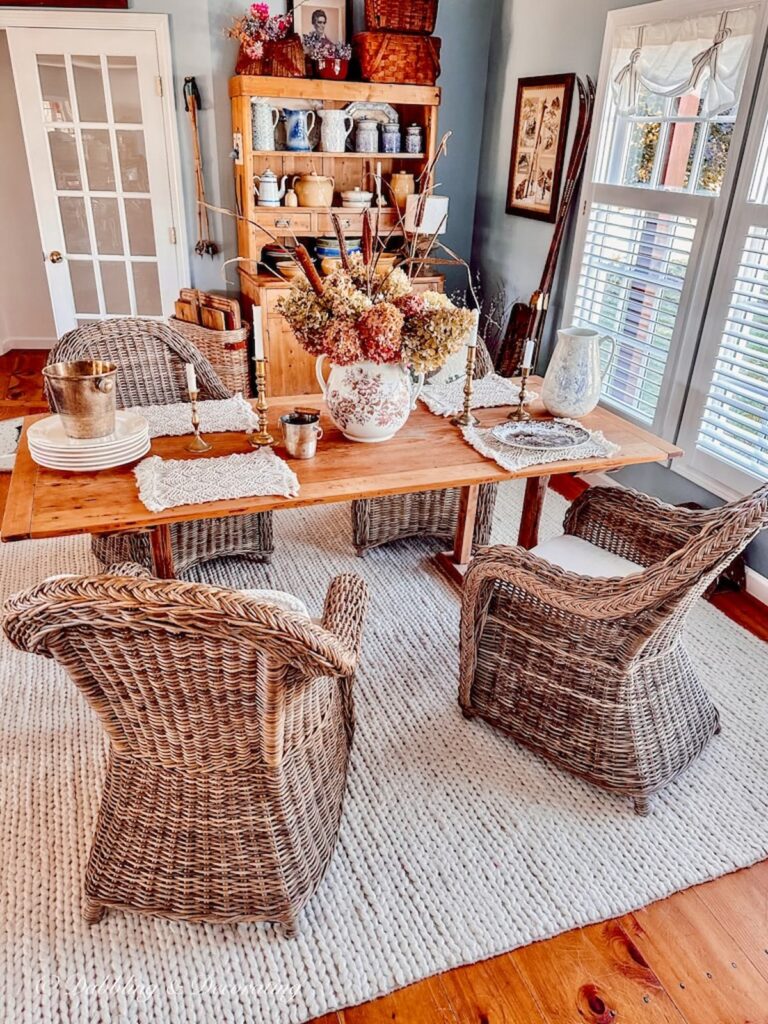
[238,588,310,617]
[530,535,643,579]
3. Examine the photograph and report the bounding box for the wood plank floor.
[2,348,767,1024]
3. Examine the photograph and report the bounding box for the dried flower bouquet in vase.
[277,213,474,443]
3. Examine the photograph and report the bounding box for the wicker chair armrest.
[563,486,724,565]
[320,573,369,666]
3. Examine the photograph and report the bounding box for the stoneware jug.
[315,357,424,443]
[254,168,287,207]
[319,108,354,153]
[292,171,335,207]
[251,98,280,151]
[284,108,316,152]
[541,326,616,418]
[390,171,416,211]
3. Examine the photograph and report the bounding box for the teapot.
[292,171,335,208]
[254,168,287,208]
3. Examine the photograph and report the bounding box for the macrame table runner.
[462,418,620,472]
[134,449,300,513]
[0,418,23,471]
[125,396,259,439]
[420,374,539,418]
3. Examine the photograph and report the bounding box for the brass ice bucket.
[42,360,117,439]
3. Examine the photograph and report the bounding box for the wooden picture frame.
[289,0,349,47]
[0,1,129,7]
[506,74,575,222]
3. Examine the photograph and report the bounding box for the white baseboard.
[575,472,768,610]
[0,336,54,356]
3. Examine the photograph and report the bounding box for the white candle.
[185,363,197,395]
[253,310,265,359]
[522,339,535,368]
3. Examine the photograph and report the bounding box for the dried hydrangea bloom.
[277,279,332,348]
[358,302,405,363]
[322,318,364,365]
[322,270,373,319]
[394,293,427,319]
[376,267,411,300]
[402,305,475,374]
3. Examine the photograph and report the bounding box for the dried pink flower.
[357,303,404,363]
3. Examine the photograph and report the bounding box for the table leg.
[518,475,550,549]
[435,484,479,587]
[149,525,176,579]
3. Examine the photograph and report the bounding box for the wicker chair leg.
[633,795,652,816]
[82,896,105,924]
[282,919,299,939]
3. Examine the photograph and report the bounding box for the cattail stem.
[295,244,325,295]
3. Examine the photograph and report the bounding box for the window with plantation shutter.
[564,0,764,441]
[678,73,768,496]
[572,202,697,423]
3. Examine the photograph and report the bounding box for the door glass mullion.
[100,52,136,315]
[62,50,105,316]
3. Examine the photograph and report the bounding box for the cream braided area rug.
[2,481,767,1023]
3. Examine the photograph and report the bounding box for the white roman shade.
[611,6,758,117]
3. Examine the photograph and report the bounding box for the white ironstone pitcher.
[541,326,616,418]
[252,98,281,151]
[319,108,354,153]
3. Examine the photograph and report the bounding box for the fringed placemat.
[462,418,620,472]
[420,374,538,418]
[135,449,300,512]
[125,395,259,438]
[0,417,23,472]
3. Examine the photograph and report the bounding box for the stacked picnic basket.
[170,289,253,397]
[354,0,441,86]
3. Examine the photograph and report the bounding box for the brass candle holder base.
[508,367,532,422]
[249,357,274,448]
[186,391,212,452]
[451,345,479,428]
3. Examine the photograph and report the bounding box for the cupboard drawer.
[252,210,313,232]
[315,208,400,235]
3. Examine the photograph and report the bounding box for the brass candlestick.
[249,358,274,447]
[508,366,532,422]
[451,345,479,428]
[186,390,212,452]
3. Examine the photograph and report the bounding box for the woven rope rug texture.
[1,481,766,1023]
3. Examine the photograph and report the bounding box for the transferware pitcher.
[541,326,616,418]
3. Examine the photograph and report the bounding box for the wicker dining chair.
[459,483,768,814]
[3,565,369,934]
[47,318,273,573]
[351,338,498,554]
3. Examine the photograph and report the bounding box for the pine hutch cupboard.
[229,75,444,395]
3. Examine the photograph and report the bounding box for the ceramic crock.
[292,171,335,207]
[541,326,616,418]
[315,357,424,443]
[390,171,416,212]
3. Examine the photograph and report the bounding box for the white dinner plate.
[29,430,149,459]
[30,439,151,472]
[28,410,149,451]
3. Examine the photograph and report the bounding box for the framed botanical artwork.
[289,0,348,48]
[506,74,575,222]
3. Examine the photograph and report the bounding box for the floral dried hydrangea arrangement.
[276,215,474,374]
[227,3,293,61]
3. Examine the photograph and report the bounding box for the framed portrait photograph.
[506,74,575,222]
[290,0,348,48]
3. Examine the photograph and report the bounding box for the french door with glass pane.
[6,27,183,335]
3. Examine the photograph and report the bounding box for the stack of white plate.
[27,410,150,471]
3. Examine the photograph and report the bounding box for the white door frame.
[0,9,189,314]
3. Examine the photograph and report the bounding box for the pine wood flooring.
[2,348,767,1024]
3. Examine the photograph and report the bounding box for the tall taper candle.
[185,362,197,395]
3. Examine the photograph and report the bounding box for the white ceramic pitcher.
[252,98,281,151]
[541,326,616,418]
[315,357,424,442]
[319,108,354,153]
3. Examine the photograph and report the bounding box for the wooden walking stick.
[184,77,220,258]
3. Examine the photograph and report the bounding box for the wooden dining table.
[1,382,682,582]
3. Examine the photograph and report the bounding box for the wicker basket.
[169,319,253,397]
[354,32,441,85]
[364,0,438,34]
[235,34,306,77]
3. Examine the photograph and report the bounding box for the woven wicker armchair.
[459,484,768,814]
[47,318,273,573]
[3,565,369,934]
[351,338,498,554]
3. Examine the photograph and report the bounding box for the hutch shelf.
[229,75,443,396]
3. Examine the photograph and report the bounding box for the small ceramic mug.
[280,410,323,459]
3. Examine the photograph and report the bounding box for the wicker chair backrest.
[47,318,231,408]
[3,573,357,771]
